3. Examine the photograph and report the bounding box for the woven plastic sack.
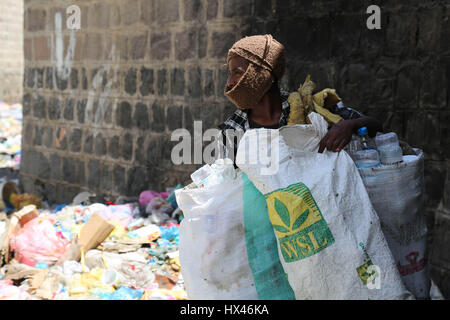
[237,112,413,300]
[358,149,430,298]
[242,173,295,299]
[176,172,258,300]
[176,161,295,300]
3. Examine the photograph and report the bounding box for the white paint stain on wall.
[51,12,76,83]
[49,10,120,131]
[86,45,119,131]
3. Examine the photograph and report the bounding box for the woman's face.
[226,56,250,92]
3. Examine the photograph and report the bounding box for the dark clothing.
[248,117,281,129]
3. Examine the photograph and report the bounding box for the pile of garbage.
[0,184,187,300]
[0,101,22,169]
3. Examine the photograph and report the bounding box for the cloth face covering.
[225,35,285,110]
[225,63,274,110]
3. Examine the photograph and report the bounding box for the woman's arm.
[318,116,383,153]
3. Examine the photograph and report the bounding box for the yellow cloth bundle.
[287,75,343,125]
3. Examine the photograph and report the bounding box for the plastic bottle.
[190,159,236,188]
[375,132,403,165]
[357,127,376,150]
[375,132,398,148]
[354,149,381,168]
[208,158,236,184]
[346,135,361,159]
[190,164,212,188]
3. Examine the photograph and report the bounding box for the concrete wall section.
[0,0,24,103]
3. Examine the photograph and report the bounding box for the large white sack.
[358,151,430,298]
[236,112,413,300]
[175,175,258,300]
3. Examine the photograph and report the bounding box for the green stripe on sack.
[242,173,295,300]
[265,182,310,198]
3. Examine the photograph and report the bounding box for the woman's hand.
[318,119,355,153]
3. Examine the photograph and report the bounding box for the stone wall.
[255,0,450,297]
[20,0,239,202]
[21,0,449,296]
[0,0,24,103]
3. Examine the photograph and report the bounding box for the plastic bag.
[115,262,155,289]
[68,268,115,298]
[160,224,179,243]
[103,286,143,300]
[10,216,70,266]
[127,224,161,242]
[0,280,32,300]
[139,190,169,207]
[145,197,174,217]
[83,249,154,289]
[81,204,134,228]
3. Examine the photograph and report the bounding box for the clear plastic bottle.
[190,159,236,188]
[354,149,381,168]
[357,127,376,150]
[190,164,212,188]
[375,132,403,165]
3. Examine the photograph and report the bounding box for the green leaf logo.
[273,225,290,233]
[292,209,309,231]
[274,198,290,228]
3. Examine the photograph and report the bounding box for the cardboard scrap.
[34,270,65,300]
[29,269,49,291]
[0,263,62,300]
[113,238,155,245]
[169,257,181,272]
[99,242,142,253]
[13,205,39,227]
[55,214,115,266]
[167,251,180,271]
[154,274,178,290]
[3,263,42,281]
[78,213,115,253]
